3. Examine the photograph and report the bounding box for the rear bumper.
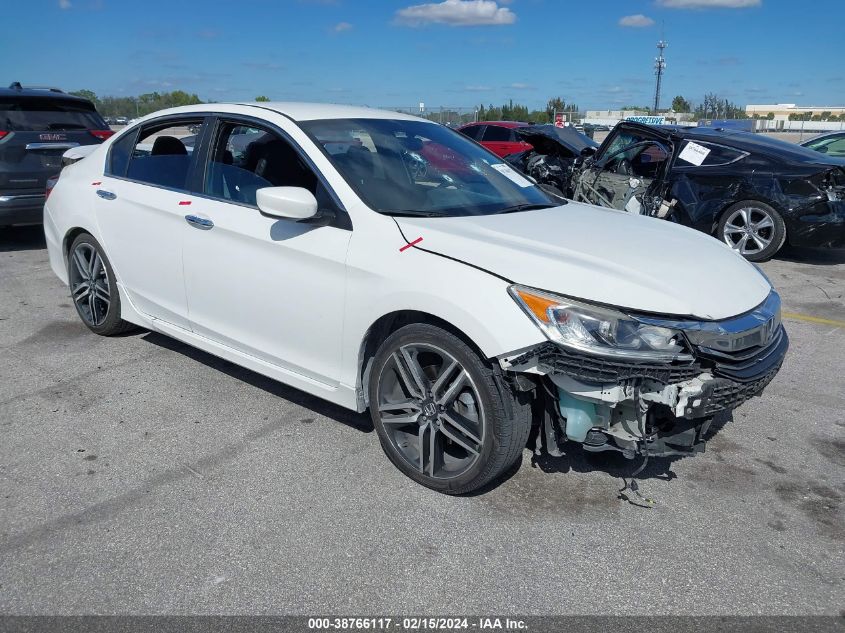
[0,193,45,226]
[786,200,845,248]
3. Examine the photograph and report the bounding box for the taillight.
[0,131,8,140]
[89,130,115,141]
[46,174,60,200]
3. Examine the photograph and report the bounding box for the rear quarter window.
[677,140,748,167]
[0,97,106,132]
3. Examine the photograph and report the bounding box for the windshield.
[300,118,556,217]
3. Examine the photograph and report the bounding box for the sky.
[4,0,844,112]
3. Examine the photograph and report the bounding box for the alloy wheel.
[69,243,110,327]
[376,343,485,480]
[721,206,775,256]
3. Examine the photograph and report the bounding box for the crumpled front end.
[499,292,788,458]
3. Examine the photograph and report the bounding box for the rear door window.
[0,97,106,131]
[123,119,204,191]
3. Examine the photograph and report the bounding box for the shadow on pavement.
[141,331,373,434]
[776,245,845,266]
[0,225,46,252]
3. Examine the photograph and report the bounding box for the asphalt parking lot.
[0,226,842,616]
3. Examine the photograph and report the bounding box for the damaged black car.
[570,121,845,261]
[503,124,598,198]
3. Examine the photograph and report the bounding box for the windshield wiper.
[381,210,444,218]
[493,203,559,215]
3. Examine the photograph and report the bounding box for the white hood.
[396,203,771,321]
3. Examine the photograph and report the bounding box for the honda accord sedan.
[45,103,787,494]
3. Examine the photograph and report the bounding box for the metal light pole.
[653,39,667,113]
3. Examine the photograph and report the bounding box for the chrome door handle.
[96,189,116,200]
[185,214,214,229]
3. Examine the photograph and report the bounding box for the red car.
[458,121,533,157]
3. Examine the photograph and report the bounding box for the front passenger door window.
[204,122,323,206]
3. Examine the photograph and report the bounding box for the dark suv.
[1,83,113,227]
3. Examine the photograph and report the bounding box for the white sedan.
[44,102,787,493]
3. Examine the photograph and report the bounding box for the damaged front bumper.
[500,308,788,459]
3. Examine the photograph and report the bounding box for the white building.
[746,104,845,121]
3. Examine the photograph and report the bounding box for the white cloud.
[333,21,353,32]
[58,0,71,8]
[619,14,655,27]
[395,0,516,27]
[657,0,761,8]
[507,82,534,90]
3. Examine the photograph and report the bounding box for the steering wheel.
[615,158,633,175]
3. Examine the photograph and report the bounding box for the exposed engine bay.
[503,125,599,198]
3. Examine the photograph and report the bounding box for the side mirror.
[580,146,597,158]
[256,186,318,220]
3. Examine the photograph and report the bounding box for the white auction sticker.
[678,141,711,166]
[490,162,533,187]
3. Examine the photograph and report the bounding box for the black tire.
[368,323,532,494]
[717,200,786,262]
[67,232,135,336]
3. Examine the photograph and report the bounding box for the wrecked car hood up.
[397,203,771,321]
[514,125,598,156]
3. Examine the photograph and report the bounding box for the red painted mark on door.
[91,181,102,186]
[399,237,423,252]
[178,200,192,206]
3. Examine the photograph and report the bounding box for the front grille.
[511,343,702,384]
[696,326,789,383]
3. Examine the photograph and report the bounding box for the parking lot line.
[782,311,845,328]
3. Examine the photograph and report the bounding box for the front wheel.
[368,323,532,494]
[718,200,786,262]
[68,233,135,336]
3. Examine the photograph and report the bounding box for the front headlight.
[509,285,693,361]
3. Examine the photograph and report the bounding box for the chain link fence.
[379,106,480,128]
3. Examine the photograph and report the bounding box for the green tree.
[671,95,692,112]
[255,95,270,102]
[545,97,566,121]
[766,112,775,120]
[70,89,98,105]
[820,111,832,121]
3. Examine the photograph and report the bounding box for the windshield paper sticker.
[678,141,711,166]
[491,163,533,188]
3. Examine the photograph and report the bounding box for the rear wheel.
[369,323,531,494]
[68,233,135,336]
[718,200,786,262]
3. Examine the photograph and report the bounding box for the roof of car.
[0,86,92,103]
[124,101,430,124]
[239,102,428,122]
